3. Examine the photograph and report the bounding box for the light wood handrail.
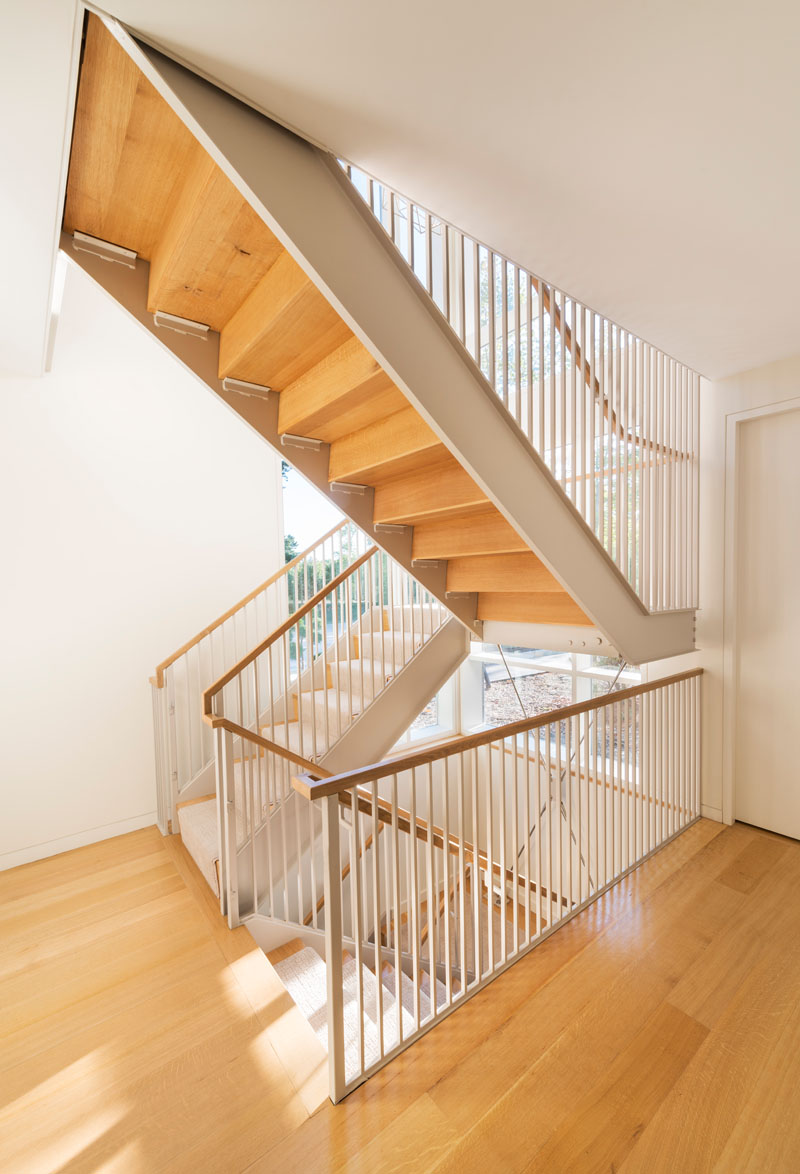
[202,713,330,778]
[533,277,684,459]
[293,668,703,799]
[202,546,378,711]
[153,521,351,686]
[341,785,567,907]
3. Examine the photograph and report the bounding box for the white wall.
[647,353,800,824]
[0,262,283,868]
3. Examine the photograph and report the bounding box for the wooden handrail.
[341,786,568,907]
[293,668,703,799]
[153,521,352,687]
[533,277,684,460]
[202,545,378,711]
[202,713,329,778]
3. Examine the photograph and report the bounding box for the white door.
[734,406,800,838]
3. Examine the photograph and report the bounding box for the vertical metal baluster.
[442,757,453,1000]
[486,743,495,968]
[457,755,468,988]
[351,788,365,1075]
[344,577,354,733]
[426,762,437,1014]
[459,233,467,344]
[570,297,578,505]
[321,792,345,1100]
[537,279,545,454]
[526,274,534,445]
[472,746,481,976]
[565,715,573,908]
[592,708,599,895]
[409,765,421,1030]
[617,700,624,877]
[577,712,585,902]
[390,774,401,1040]
[371,779,383,1056]
[498,737,508,961]
[472,240,481,365]
[356,561,366,727]
[534,728,542,937]
[488,253,497,393]
[511,735,520,953]
[524,730,531,943]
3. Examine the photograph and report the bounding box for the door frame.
[721,395,800,825]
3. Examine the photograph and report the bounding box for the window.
[392,671,458,748]
[462,645,640,731]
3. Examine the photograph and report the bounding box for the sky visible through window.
[282,466,342,551]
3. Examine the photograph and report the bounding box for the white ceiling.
[5,0,800,378]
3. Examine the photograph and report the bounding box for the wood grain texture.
[412,509,530,558]
[62,20,589,635]
[218,250,352,387]
[147,150,283,329]
[373,458,489,525]
[447,552,561,594]
[328,405,444,484]
[64,17,198,258]
[477,590,592,626]
[3,822,799,1172]
[277,336,403,440]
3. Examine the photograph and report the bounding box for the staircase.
[66,11,707,1107]
[63,13,699,665]
[153,526,469,906]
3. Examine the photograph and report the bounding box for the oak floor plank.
[715,827,788,893]
[428,877,742,1172]
[620,914,800,1172]
[3,819,799,1174]
[527,1003,708,1173]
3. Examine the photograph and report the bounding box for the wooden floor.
[2,819,799,1173]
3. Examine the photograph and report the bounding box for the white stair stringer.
[207,617,469,920]
[125,38,696,665]
[318,616,468,776]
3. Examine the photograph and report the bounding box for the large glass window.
[463,645,640,731]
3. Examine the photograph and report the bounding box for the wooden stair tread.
[64,15,593,635]
[477,591,592,626]
[278,336,404,440]
[328,405,445,485]
[63,18,198,258]
[447,552,562,594]
[373,458,490,526]
[219,250,352,388]
[147,149,283,330]
[412,508,530,559]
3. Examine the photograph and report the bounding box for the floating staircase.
[62,10,707,1107]
[62,13,699,665]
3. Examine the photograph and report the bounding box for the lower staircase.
[167,539,468,907]
[153,525,702,1105]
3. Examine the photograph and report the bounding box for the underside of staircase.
[61,12,697,664]
[176,600,469,898]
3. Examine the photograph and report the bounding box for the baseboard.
[700,804,724,823]
[0,810,158,871]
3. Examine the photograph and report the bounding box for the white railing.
[342,162,700,614]
[294,667,702,1101]
[202,547,448,925]
[150,521,370,833]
